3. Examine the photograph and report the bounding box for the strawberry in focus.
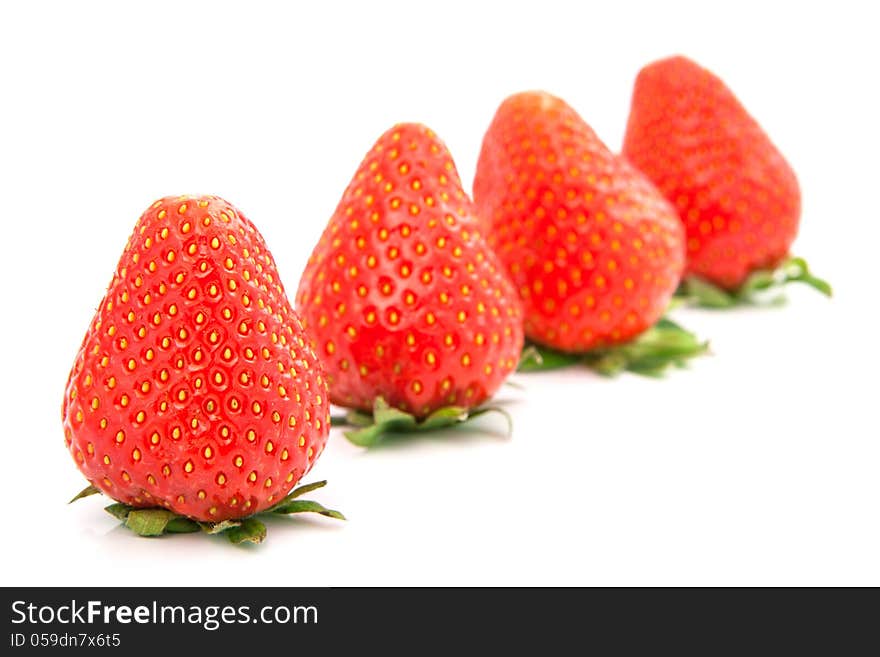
[296,124,523,438]
[63,195,335,532]
[622,55,830,301]
[474,91,686,356]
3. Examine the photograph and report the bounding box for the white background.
[1,0,877,586]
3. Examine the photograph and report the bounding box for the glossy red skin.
[474,92,685,353]
[62,196,329,522]
[296,124,524,417]
[622,56,801,289]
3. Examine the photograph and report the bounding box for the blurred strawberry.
[474,91,703,374]
[622,56,830,304]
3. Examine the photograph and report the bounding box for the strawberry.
[296,124,523,442]
[473,91,699,371]
[622,55,830,301]
[63,195,341,542]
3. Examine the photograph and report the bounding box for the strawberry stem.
[518,317,707,376]
[69,480,344,544]
[678,255,832,308]
[338,397,513,447]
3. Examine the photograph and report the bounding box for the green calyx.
[677,256,833,308]
[517,317,708,377]
[69,480,344,544]
[333,397,512,447]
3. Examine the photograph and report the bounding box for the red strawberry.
[622,55,807,292]
[296,123,524,428]
[63,195,335,534]
[473,91,686,355]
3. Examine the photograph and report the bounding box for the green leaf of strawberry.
[266,480,346,519]
[200,519,242,535]
[268,500,345,520]
[225,519,267,545]
[101,504,197,535]
[165,517,203,534]
[675,276,738,308]
[75,480,343,544]
[69,484,101,504]
[517,344,581,372]
[518,317,707,376]
[678,256,832,308]
[125,509,194,537]
[584,318,708,377]
[339,397,512,447]
[104,503,131,521]
[269,479,334,502]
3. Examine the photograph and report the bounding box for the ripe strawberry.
[296,123,524,425]
[622,55,806,292]
[473,91,686,354]
[63,195,333,530]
